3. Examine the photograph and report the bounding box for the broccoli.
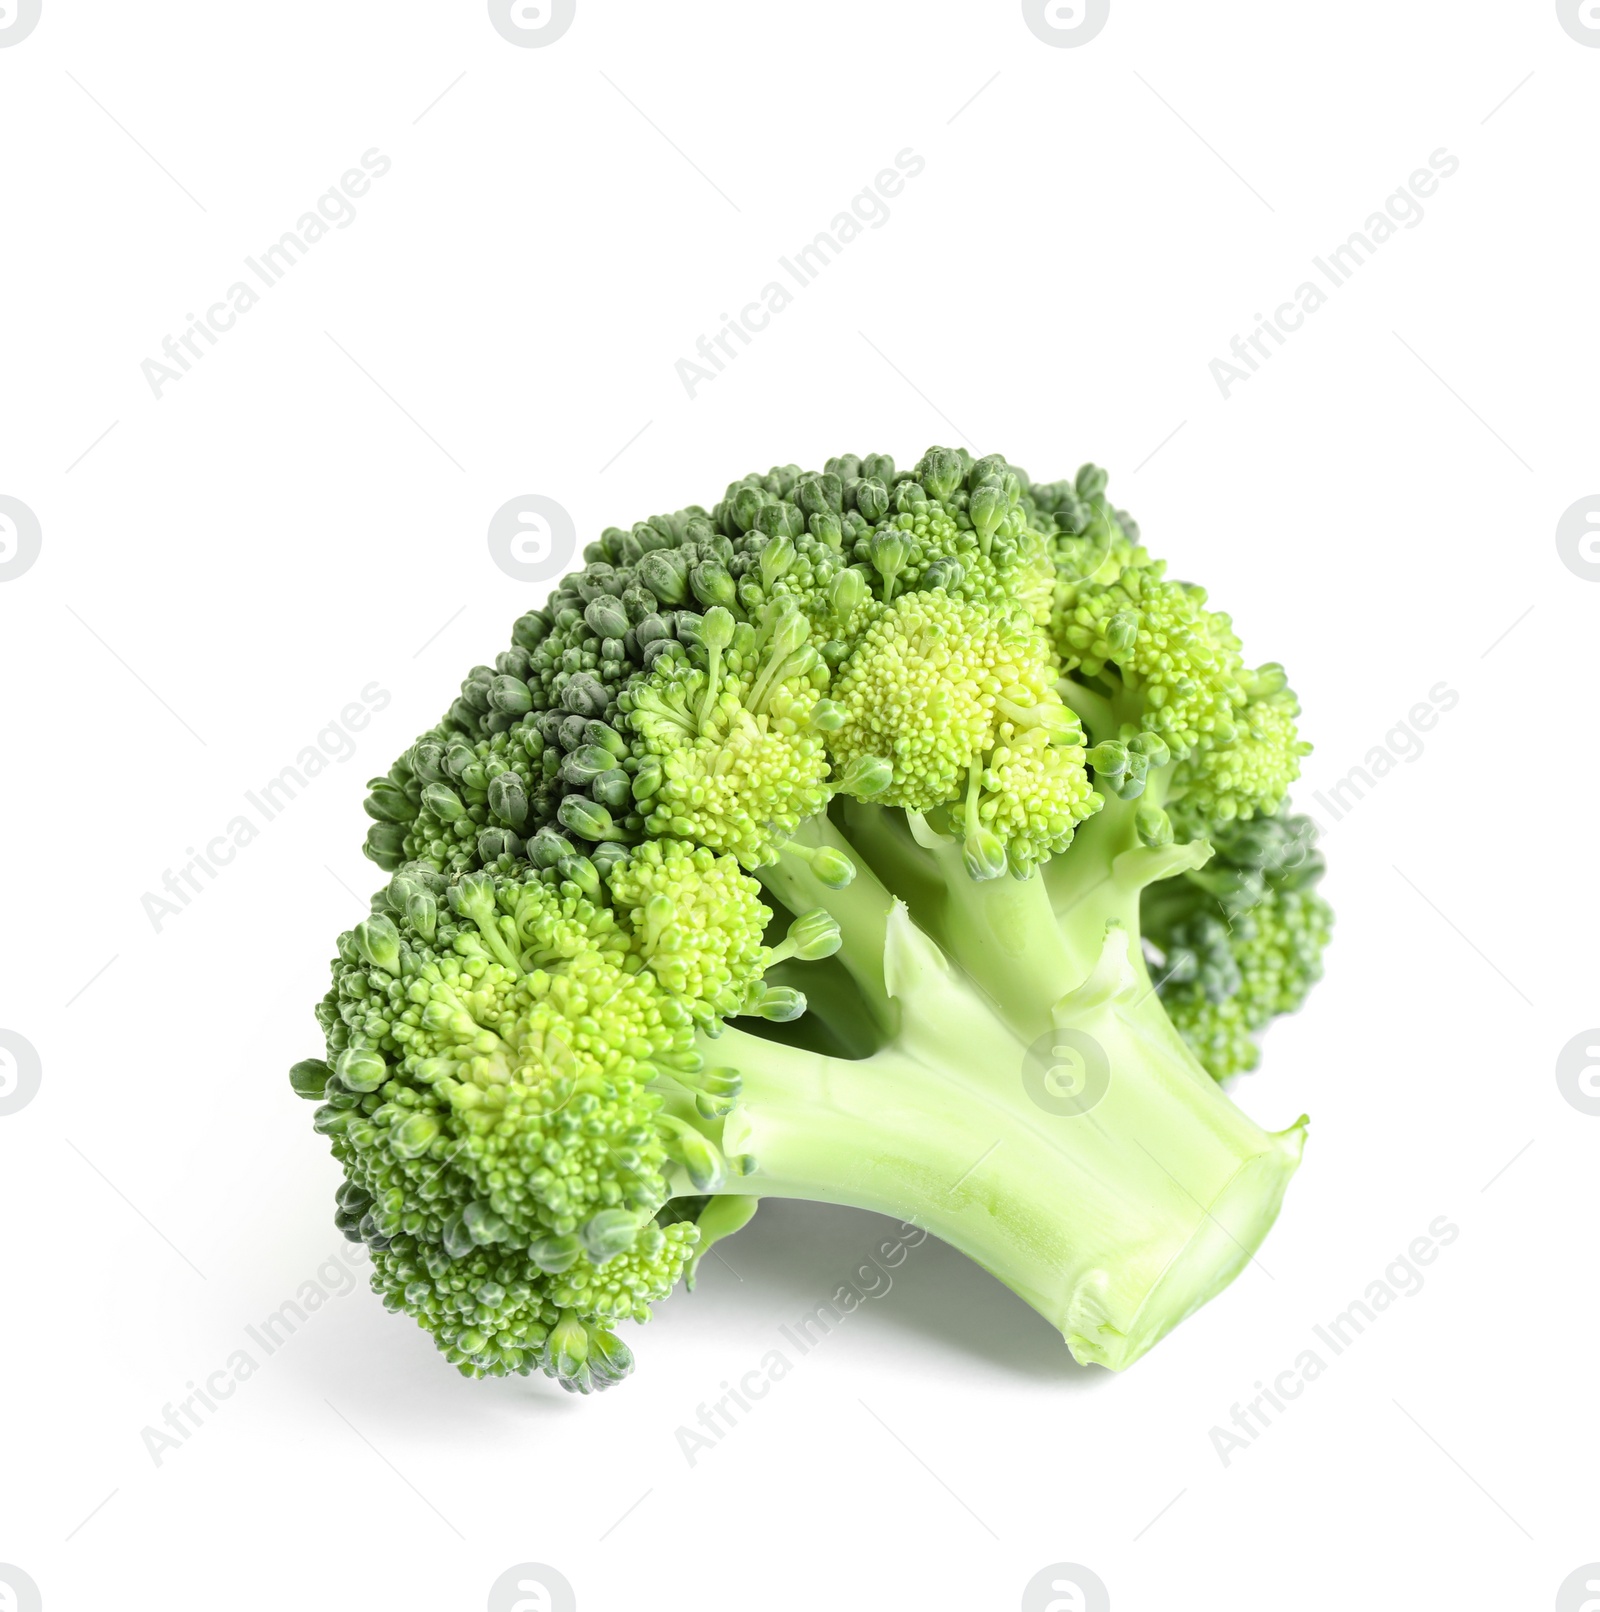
[292,447,1332,1392]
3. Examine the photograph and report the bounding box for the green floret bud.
[557,797,628,843]
[364,822,408,870]
[422,782,467,822]
[579,1208,644,1263]
[870,530,911,602]
[528,1234,582,1274]
[289,1058,332,1100]
[391,1111,441,1158]
[744,984,807,1022]
[675,1064,742,1120]
[545,1311,589,1380]
[781,840,855,888]
[829,567,868,621]
[1135,804,1174,848]
[768,908,843,963]
[837,754,893,796]
[968,483,1008,551]
[656,1112,729,1187]
[962,823,1009,882]
[579,1325,637,1393]
[853,477,890,523]
[336,1048,387,1093]
[365,783,413,823]
[353,916,401,974]
[917,445,965,502]
[691,562,737,612]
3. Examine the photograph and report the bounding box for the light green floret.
[1061,564,1248,760]
[970,710,1100,877]
[300,846,782,1389]
[828,588,1100,877]
[621,604,835,869]
[1045,467,1309,826]
[1167,666,1311,823]
[607,838,772,1011]
[829,591,1001,809]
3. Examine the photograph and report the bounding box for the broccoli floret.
[301,843,784,1389]
[1143,810,1334,1078]
[300,446,1333,1390]
[619,604,834,868]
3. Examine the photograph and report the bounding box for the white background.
[2,2,1597,1609]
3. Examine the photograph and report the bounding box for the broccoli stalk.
[700,794,1304,1370]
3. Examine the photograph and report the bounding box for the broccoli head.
[295,447,1332,1391]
